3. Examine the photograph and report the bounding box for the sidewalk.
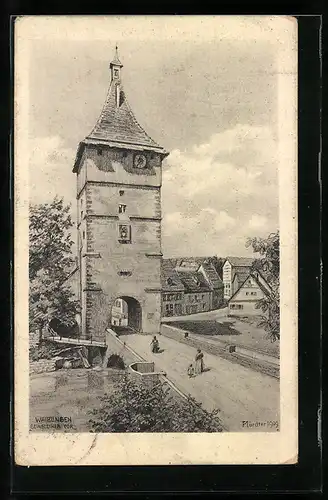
[123,333,280,432]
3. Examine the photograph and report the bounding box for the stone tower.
[73,48,169,340]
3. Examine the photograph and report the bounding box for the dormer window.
[167,277,174,286]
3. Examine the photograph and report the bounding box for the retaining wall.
[30,359,57,374]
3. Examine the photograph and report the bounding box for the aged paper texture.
[14,15,298,465]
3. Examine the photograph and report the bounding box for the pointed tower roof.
[73,47,168,172]
[110,45,123,67]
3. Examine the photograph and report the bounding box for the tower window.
[118,204,126,214]
[114,69,119,78]
[97,148,103,156]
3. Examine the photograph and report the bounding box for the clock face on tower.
[134,154,147,169]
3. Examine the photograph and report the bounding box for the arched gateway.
[111,296,142,332]
[73,48,169,341]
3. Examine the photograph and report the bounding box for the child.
[187,363,195,378]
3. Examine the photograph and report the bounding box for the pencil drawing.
[29,41,280,434]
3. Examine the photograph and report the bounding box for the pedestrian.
[150,335,160,353]
[187,363,194,378]
[184,331,189,339]
[195,348,204,375]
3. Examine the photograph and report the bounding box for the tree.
[89,376,222,433]
[246,231,280,342]
[29,197,78,341]
[29,197,75,281]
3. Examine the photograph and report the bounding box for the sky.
[25,16,282,258]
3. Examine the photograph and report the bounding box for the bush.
[89,375,222,433]
[29,341,60,361]
[107,353,125,370]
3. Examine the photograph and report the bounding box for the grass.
[168,318,280,358]
[170,320,242,336]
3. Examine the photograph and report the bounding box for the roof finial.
[110,44,123,68]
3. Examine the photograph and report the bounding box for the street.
[123,333,280,432]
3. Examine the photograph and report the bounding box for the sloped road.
[123,333,280,432]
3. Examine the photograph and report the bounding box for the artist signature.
[242,420,279,430]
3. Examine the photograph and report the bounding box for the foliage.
[29,197,78,337]
[246,232,279,287]
[246,231,280,342]
[107,353,125,370]
[89,376,222,433]
[29,197,75,281]
[29,340,62,361]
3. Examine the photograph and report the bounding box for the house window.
[174,304,182,315]
[115,299,121,307]
[167,277,174,286]
[118,224,131,243]
[246,292,249,296]
[251,292,257,296]
[119,190,125,196]
[97,148,103,156]
[203,304,206,309]
[119,204,126,214]
[82,231,85,240]
[202,294,204,299]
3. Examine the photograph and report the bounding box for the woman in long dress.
[195,348,204,375]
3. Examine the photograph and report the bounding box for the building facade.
[111,298,128,327]
[228,272,271,317]
[73,49,169,340]
[161,258,223,317]
[222,257,254,299]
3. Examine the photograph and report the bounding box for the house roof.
[163,257,223,291]
[176,270,211,293]
[225,256,254,267]
[161,259,184,292]
[228,272,271,302]
[200,262,224,289]
[232,268,250,285]
[73,51,168,172]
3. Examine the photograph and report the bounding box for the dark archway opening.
[111,296,142,334]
